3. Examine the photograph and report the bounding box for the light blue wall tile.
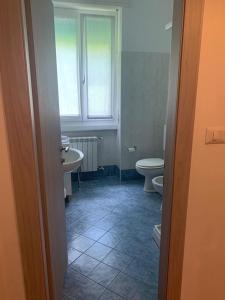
[121,51,170,170]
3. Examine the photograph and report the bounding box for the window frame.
[54,3,121,131]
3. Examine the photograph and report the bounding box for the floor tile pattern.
[63,177,162,300]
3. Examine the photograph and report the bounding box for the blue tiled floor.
[63,177,162,300]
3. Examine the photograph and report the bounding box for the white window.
[54,5,121,130]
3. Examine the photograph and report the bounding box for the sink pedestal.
[62,147,84,199]
[64,173,72,198]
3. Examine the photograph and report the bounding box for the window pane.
[55,17,80,116]
[85,16,113,118]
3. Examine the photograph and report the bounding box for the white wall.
[57,0,173,53]
[122,0,173,53]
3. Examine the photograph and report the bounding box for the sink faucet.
[61,146,70,153]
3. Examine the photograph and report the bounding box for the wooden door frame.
[0,0,205,299]
[0,0,49,299]
[158,0,205,299]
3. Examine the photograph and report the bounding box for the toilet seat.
[136,158,164,169]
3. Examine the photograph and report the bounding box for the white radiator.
[69,137,98,172]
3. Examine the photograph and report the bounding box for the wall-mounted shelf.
[165,22,172,30]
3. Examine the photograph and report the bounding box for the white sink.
[62,148,84,173]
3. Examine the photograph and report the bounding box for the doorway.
[54,1,172,299]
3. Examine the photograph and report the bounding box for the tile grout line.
[69,240,154,290]
[68,248,132,298]
[68,265,125,299]
[64,178,161,299]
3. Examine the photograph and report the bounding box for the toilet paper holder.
[127,146,137,153]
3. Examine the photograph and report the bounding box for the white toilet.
[136,158,164,192]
